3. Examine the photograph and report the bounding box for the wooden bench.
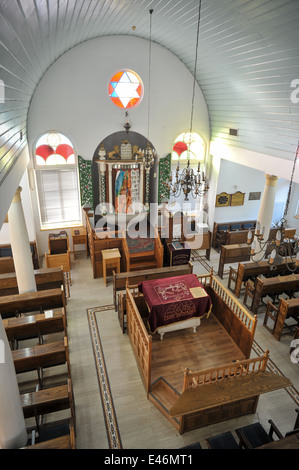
[0,287,66,319]
[112,262,193,310]
[0,257,15,274]
[218,244,251,279]
[212,220,256,250]
[228,258,297,298]
[0,241,39,269]
[263,298,299,340]
[0,267,67,299]
[21,378,76,433]
[3,307,67,348]
[23,423,76,449]
[12,336,70,387]
[244,274,299,315]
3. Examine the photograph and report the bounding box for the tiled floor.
[58,248,299,449]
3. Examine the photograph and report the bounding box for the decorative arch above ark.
[92,131,158,221]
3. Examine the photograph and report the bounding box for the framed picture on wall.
[215,192,230,207]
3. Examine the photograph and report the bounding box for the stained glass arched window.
[171,131,206,162]
[35,132,75,166]
[108,69,144,109]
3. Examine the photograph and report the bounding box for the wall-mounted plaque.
[230,191,245,206]
[249,191,261,201]
[216,192,230,207]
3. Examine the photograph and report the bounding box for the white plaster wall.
[213,159,290,227]
[27,35,210,253]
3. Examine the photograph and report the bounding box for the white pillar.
[7,187,37,294]
[256,174,279,240]
[252,174,278,260]
[0,318,27,448]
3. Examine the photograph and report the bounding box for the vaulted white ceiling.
[1,0,299,187]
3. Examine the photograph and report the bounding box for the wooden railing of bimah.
[198,273,257,359]
[126,284,152,395]
[183,351,270,391]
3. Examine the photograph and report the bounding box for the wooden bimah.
[123,273,291,435]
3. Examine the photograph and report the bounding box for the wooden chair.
[243,279,255,308]
[235,420,283,448]
[205,431,239,449]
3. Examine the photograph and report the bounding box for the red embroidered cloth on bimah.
[138,274,212,333]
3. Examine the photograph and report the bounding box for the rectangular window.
[36,168,82,228]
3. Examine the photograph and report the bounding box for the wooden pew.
[244,274,299,314]
[23,422,76,449]
[263,298,299,340]
[0,267,67,299]
[21,378,76,432]
[0,257,15,274]
[0,241,39,269]
[3,307,66,348]
[212,220,256,249]
[12,336,70,387]
[228,258,297,298]
[0,287,65,319]
[112,262,193,310]
[218,244,251,279]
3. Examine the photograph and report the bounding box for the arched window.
[171,131,206,163]
[108,69,144,109]
[34,131,82,228]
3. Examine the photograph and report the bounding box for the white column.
[0,319,27,448]
[256,174,278,240]
[7,187,37,294]
[252,174,278,261]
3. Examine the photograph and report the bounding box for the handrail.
[209,275,257,335]
[126,285,152,394]
[183,350,270,392]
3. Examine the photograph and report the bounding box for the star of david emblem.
[109,70,143,109]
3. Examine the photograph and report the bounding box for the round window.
[108,69,144,109]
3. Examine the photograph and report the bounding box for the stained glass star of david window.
[108,69,144,109]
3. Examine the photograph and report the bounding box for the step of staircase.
[129,259,157,271]
[149,377,181,431]
[129,250,155,259]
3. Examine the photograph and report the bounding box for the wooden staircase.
[148,377,181,431]
[128,249,157,271]
[122,227,164,272]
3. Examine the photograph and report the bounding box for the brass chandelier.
[168,0,208,201]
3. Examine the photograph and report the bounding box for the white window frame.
[33,132,82,230]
